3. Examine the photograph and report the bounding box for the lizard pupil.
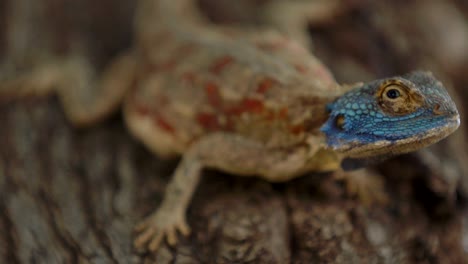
[386,89,400,99]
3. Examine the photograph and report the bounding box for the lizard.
[0,0,460,253]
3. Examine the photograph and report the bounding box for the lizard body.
[0,0,460,252]
[128,0,340,158]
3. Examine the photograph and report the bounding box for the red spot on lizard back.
[242,98,264,113]
[210,56,234,75]
[265,107,288,121]
[204,82,222,108]
[278,108,288,119]
[153,114,175,134]
[196,112,221,131]
[289,124,304,135]
[226,98,265,115]
[256,78,276,94]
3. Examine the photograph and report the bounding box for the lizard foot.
[0,63,64,99]
[335,169,388,205]
[133,208,191,252]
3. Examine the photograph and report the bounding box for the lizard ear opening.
[335,114,345,130]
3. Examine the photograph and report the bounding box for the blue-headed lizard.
[0,0,460,252]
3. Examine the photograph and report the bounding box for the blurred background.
[1,0,467,263]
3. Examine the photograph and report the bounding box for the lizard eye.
[377,81,423,115]
[382,85,405,101]
[385,88,400,99]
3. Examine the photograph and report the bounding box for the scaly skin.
[0,0,460,253]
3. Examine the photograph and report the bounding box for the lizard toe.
[148,232,164,252]
[166,227,178,246]
[134,225,157,250]
[177,220,191,236]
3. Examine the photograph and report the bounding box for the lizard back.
[125,0,344,156]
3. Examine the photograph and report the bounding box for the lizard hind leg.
[260,0,343,48]
[0,53,136,127]
[58,53,136,127]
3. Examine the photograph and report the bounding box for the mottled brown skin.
[0,0,458,253]
[127,16,341,158]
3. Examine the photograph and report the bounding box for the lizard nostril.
[433,104,443,115]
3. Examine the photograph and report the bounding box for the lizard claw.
[133,209,191,252]
[177,220,191,236]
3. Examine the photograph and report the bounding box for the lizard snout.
[432,103,459,117]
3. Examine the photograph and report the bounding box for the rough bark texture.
[1,0,468,263]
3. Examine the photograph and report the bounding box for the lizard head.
[320,71,460,159]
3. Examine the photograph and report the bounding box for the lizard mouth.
[333,114,460,159]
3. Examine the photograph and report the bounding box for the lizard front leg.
[0,53,135,127]
[133,133,313,252]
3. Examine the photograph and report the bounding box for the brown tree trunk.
[1,0,468,263]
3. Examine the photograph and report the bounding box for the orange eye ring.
[381,84,407,101]
[377,80,423,116]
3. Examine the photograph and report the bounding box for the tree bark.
[1,0,468,263]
